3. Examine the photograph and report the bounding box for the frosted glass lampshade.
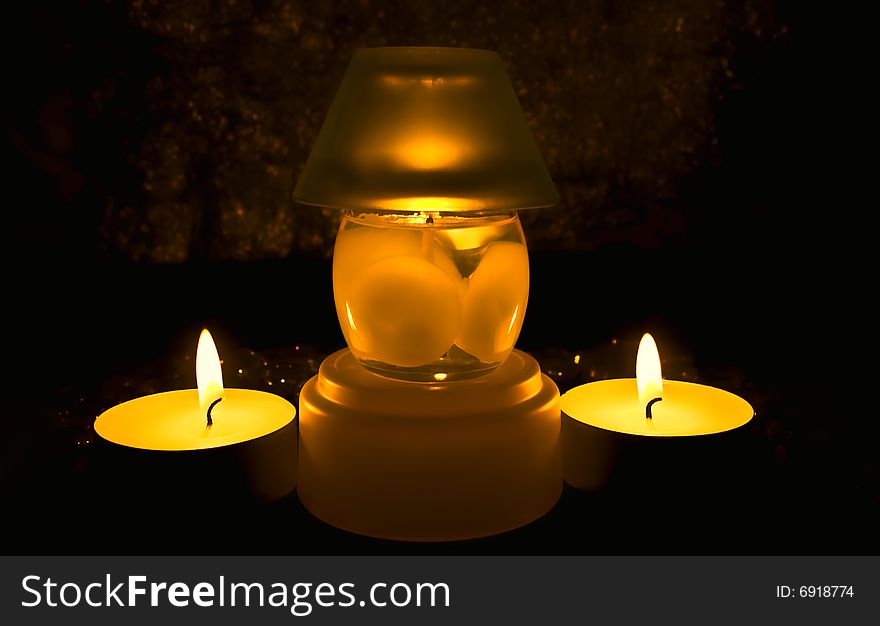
[293,47,557,212]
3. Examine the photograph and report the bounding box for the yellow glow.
[636,333,663,407]
[433,372,448,381]
[394,134,466,170]
[196,329,224,414]
[377,196,481,212]
[380,74,474,88]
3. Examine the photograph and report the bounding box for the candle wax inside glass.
[332,212,529,377]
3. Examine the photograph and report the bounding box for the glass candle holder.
[333,209,528,382]
[294,47,558,382]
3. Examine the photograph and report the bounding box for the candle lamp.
[294,47,561,540]
[561,333,754,492]
[94,329,297,505]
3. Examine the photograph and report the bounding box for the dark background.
[5,0,869,553]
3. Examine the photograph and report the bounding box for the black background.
[4,1,869,554]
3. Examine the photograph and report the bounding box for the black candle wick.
[206,397,223,428]
[646,397,663,419]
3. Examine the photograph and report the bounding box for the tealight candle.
[561,333,754,491]
[94,330,297,503]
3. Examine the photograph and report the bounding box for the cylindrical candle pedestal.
[298,349,561,541]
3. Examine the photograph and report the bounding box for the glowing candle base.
[297,349,561,541]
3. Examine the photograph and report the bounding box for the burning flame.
[636,333,663,408]
[196,329,224,414]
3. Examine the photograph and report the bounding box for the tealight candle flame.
[196,329,224,418]
[636,333,663,410]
